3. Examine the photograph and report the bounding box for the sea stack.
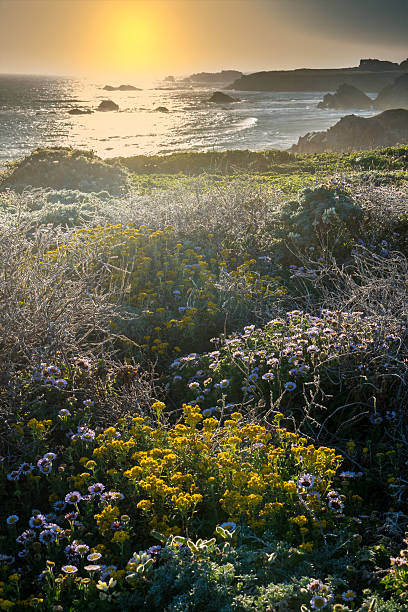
[209,91,239,103]
[318,84,372,110]
[97,100,119,112]
[374,74,408,110]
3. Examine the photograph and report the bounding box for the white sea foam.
[235,117,258,131]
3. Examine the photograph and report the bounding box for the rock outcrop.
[154,106,169,113]
[97,100,119,112]
[291,109,408,154]
[374,74,408,110]
[103,84,141,91]
[318,84,372,110]
[359,59,400,71]
[209,91,239,103]
[68,108,93,115]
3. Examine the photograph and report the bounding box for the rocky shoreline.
[291,109,408,154]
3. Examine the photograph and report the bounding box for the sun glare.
[88,3,170,76]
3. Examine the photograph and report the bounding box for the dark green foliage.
[114,149,294,175]
[0,147,129,194]
[276,184,363,260]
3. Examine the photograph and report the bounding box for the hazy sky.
[0,0,407,79]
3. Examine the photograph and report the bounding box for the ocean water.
[0,74,377,165]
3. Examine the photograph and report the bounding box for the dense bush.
[276,185,363,261]
[0,148,129,195]
[47,224,286,358]
[114,149,294,175]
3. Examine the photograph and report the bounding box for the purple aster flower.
[18,549,29,558]
[55,379,68,389]
[65,543,80,559]
[310,594,327,609]
[297,473,315,490]
[220,521,237,532]
[64,491,82,505]
[80,429,96,442]
[43,378,56,387]
[39,529,56,545]
[19,462,34,475]
[328,497,344,512]
[188,381,201,390]
[58,408,71,418]
[100,565,117,580]
[29,514,45,529]
[202,407,216,418]
[37,459,52,475]
[84,564,102,573]
[16,529,35,544]
[43,452,57,461]
[88,483,105,495]
[308,580,324,592]
[53,500,66,512]
[7,470,20,481]
[47,365,61,376]
[101,491,124,503]
[62,565,78,574]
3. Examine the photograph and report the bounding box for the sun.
[87,2,170,75]
[111,10,158,65]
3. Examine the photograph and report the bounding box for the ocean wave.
[234,117,258,131]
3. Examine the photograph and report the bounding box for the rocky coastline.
[291,109,408,154]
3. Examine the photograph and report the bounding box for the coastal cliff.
[228,64,405,92]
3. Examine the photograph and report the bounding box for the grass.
[116,146,408,194]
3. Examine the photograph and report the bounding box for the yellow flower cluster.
[26,418,53,439]
[94,505,120,536]
[91,405,345,542]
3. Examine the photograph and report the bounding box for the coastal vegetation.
[0,146,408,610]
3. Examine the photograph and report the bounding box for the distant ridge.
[182,70,243,85]
[228,58,408,92]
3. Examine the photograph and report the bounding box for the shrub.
[0,218,118,369]
[168,309,405,439]
[276,184,363,261]
[0,147,130,195]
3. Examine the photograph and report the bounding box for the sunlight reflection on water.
[0,75,378,163]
